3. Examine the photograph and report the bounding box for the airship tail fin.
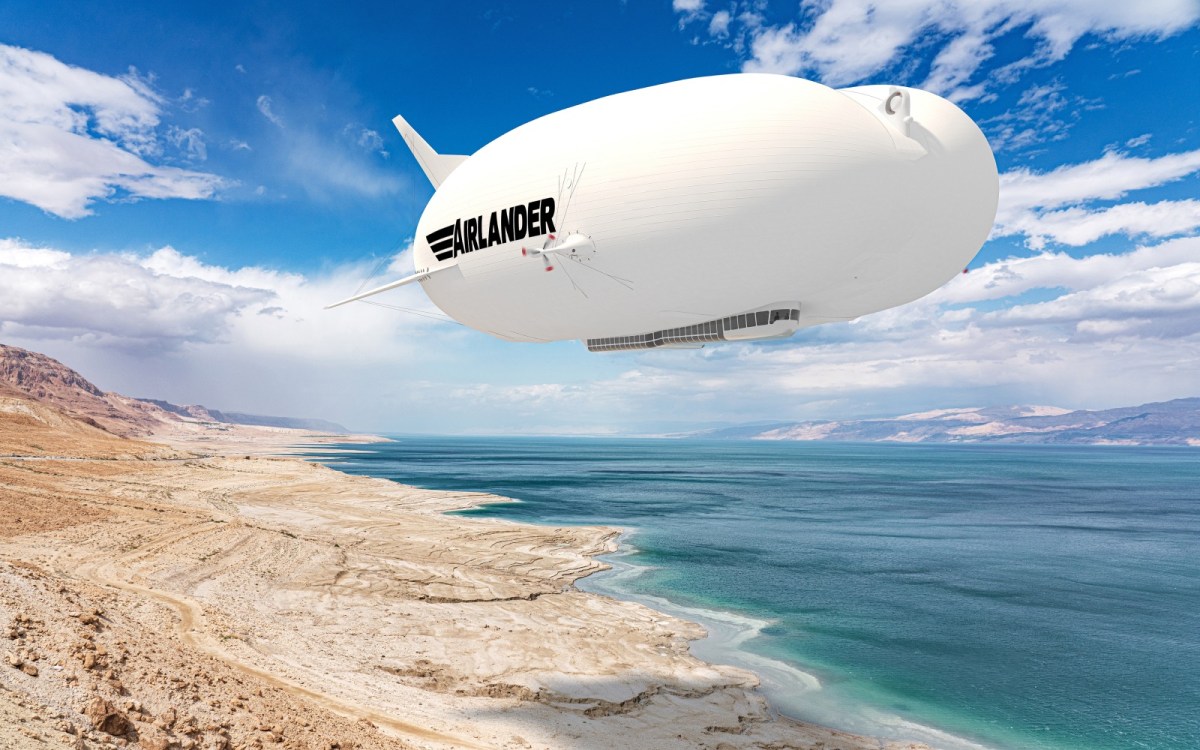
[392,115,467,188]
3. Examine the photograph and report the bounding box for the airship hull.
[402,74,997,345]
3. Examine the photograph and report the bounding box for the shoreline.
[303,438,987,750]
[0,420,940,749]
[577,534,993,750]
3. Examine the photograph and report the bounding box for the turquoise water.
[305,438,1200,750]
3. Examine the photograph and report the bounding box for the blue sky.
[1,1,1199,433]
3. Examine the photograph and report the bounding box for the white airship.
[328,73,998,352]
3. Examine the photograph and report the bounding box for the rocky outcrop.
[0,343,350,437]
[0,344,174,437]
[84,697,132,736]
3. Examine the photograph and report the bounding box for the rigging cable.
[344,242,460,325]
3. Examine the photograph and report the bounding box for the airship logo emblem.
[426,198,557,262]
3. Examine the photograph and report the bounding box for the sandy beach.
[1,407,932,750]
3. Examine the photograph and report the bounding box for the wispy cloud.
[995,147,1200,247]
[343,124,388,158]
[255,94,283,126]
[708,10,732,37]
[673,0,707,26]
[176,87,209,113]
[930,235,1200,304]
[166,126,207,161]
[998,148,1200,215]
[981,80,1102,153]
[675,1,1200,102]
[0,43,227,219]
[1000,200,1200,248]
[251,93,405,200]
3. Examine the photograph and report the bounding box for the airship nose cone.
[836,84,999,315]
[904,86,1000,256]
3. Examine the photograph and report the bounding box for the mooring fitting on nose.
[883,87,912,137]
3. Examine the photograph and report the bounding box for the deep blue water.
[303,438,1200,750]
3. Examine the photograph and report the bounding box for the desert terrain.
[0,344,929,750]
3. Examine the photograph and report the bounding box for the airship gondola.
[328,74,998,352]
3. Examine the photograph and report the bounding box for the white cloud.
[4,235,1200,432]
[1003,200,1200,249]
[0,237,445,354]
[0,240,270,348]
[673,0,708,29]
[989,261,1200,338]
[0,43,227,219]
[998,148,1200,218]
[742,24,807,77]
[0,237,476,427]
[923,31,996,98]
[679,1,1200,99]
[421,235,1200,430]
[994,147,1200,247]
[453,237,1200,428]
[167,126,207,161]
[426,240,1200,428]
[0,237,71,268]
[357,128,384,152]
[450,382,575,410]
[343,125,388,158]
[256,94,283,126]
[709,10,732,37]
[982,80,1086,152]
[177,88,209,113]
[931,235,1200,304]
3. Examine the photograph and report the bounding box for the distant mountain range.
[691,399,1200,446]
[0,343,349,437]
[138,399,349,434]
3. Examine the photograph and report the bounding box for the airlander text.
[426,198,557,261]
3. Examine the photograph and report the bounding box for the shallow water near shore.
[305,437,1200,750]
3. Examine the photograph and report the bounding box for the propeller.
[522,233,557,271]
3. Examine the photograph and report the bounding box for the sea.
[302,438,1200,750]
